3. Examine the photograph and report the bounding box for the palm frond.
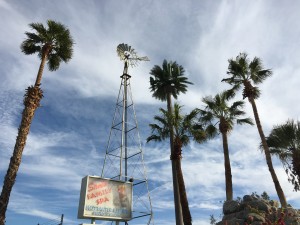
[20,39,41,55]
[29,22,47,37]
[147,103,207,148]
[223,53,271,102]
[265,119,300,161]
[21,20,74,71]
[146,135,162,143]
[249,57,272,84]
[149,59,192,101]
[230,100,244,110]
[200,90,252,134]
[236,118,254,126]
[205,124,218,138]
[47,54,61,71]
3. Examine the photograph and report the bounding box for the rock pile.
[216,195,300,225]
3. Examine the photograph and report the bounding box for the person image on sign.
[113,184,129,208]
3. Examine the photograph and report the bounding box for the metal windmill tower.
[101,43,153,225]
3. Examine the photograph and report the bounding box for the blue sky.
[1,0,300,225]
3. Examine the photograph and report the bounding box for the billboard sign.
[78,176,132,221]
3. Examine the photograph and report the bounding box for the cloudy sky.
[1,0,300,225]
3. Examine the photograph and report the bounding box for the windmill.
[100,43,153,225]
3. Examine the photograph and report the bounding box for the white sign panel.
[78,176,132,221]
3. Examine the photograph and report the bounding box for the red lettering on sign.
[96,197,109,205]
[87,188,112,200]
[88,181,108,192]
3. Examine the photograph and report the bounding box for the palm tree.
[147,103,207,225]
[149,60,192,225]
[0,20,73,225]
[199,90,253,201]
[265,120,300,191]
[222,53,287,207]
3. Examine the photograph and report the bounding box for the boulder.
[217,194,300,225]
[247,199,270,212]
[223,200,240,215]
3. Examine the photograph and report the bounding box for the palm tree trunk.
[167,94,183,225]
[35,47,49,86]
[0,50,47,225]
[248,97,287,208]
[221,132,233,201]
[174,141,192,225]
[0,86,43,225]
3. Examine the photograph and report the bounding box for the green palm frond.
[149,59,193,101]
[200,91,253,134]
[205,124,218,138]
[229,100,244,110]
[21,20,74,71]
[249,57,272,84]
[265,119,300,191]
[47,54,61,71]
[228,105,246,117]
[24,32,43,43]
[236,118,254,125]
[149,123,163,131]
[20,39,41,55]
[29,22,47,38]
[147,103,207,147]
[222,52,272,99]
[146,134,163,143]
[148,122,169,141]
[200,110,215,125]
[180,135,190,146]
[183,108,199,126]
[153,115,168,126]
[266,120,300,156]
[226,53,249,81]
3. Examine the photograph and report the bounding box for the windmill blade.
[129,59,139,67]
[116,43,149,67]
[117,43,128,60]
[117,43,137,60]
[117,43,129,52]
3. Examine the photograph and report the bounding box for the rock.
[284,207,298,217]
[247,212,265,223]
[223,200,240,215]
[223,213,237,221]
[269,199,279,208]
[251,222,263,225]
[247,199,270,212]
[235,211,245,219]
[243,195,253,202]
[217,194,300,225]
[221,218,244,225]
[227,218,244,225]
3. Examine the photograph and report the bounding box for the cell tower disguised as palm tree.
[101,43,153,225]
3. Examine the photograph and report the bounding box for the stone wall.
[216,195,300,225]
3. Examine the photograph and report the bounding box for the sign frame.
[78,176,133,221]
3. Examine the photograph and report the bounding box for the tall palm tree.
[222,53,287,207]
[265,119,300,191]
[149,60,192,225]
[0,20,73,225]
[147,103,207,225]
[199,90,253,201]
